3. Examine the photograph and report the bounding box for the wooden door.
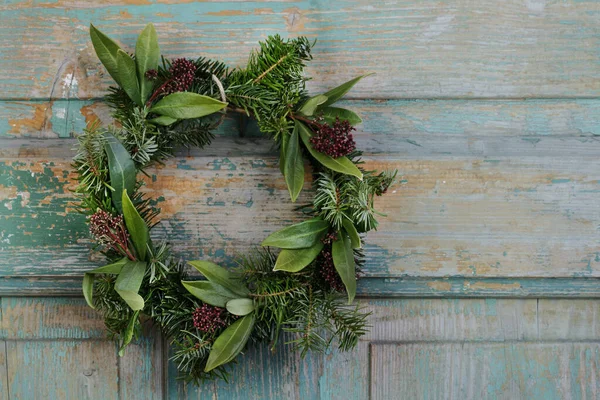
[1,1,599,399]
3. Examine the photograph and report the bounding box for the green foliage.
[332,233,357,304]
[313,169,396,232]
[182,280,237,308]
[239,249,369,356]
[72,124,113,215]
[319,74,373,108]
[122,189,149,260]
[261,217,329,249]
[83,273,94,308]
[298,94,328,116]
[136,23,160,103]
[90,24,123,86]
[114,261,147,310]
[296,121,363,180]
[226,35,313,140]
[205,314,255,372]
[104,132,136,212]
[117,49,142,106]
[320,106,362,125]
[226,298,255,316]
[150,92,227,119]
[342,218,361,249]
[119,310,140,356]
[274,242,324,272]
[284,123,304,202]
[77,24,394,384]
[187,260,249,297]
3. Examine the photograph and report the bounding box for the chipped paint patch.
[8,102,54,136]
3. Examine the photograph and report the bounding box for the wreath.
[74,23,396,383]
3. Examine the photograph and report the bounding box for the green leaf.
[188,261,248,297]
[274,241,324,272]
[261,217,329,249]
[342,219,361,249]
[226,298,255,316]
[122,189,149,261]
[182,280,238,308]
[296,121,363,180]
[150,92,227,120]
[117,49,142,106]
[332,233,357,304]
[279,131,289,175]
[82,273,94,309]
[103,132,136,213]
[89,24,123,86]
[299,94,328,116]
[205,314,255,372]
[115,261,147,311]
[321,106,362,125]
[149,116,177,126]
[135,23,159,102]
[118,310,140,356]
[87,257,129,274]
[284,124,304,202]
[320,74,373,107]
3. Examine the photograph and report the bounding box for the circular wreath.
[74,23,396,383]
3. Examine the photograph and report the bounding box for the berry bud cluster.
[310,117,356,158]
[164,58,197,94]
[317,246,345,292]
[89,210,134,259]
[192,304,227,334]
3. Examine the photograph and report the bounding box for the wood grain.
[2,1,600,99]
[5,340,120,400]
[3,99,600,139]
[2,297,599,399]
[1,136,598,290]
[371,342,600,400]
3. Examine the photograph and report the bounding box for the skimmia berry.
[89,209,134,259]
[310,117,356,158]
[192,304,227,334]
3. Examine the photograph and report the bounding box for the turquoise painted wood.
[0,0,599,398]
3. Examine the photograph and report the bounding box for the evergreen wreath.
[75,23,397,383]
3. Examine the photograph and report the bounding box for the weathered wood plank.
[364,298,538,341]
[538,299,600,340]
[0,341,8,400]
[4,297,600,398]
[0,297,106,339]
[169,333,322,400]
[371,343,600,400]
[3,99,600,138]
[2,1,600,99]
[119,324,164,400]
[1,137,598,289]
[5,340,120,400]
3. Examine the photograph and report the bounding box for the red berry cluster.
[317,247,345,292]
[192,304,227,334]
[89,210,133,258]
[164,58,197,94]
[310,118,356,158]
[321,231,338,245]
[145,69,158,80]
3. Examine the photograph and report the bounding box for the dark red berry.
[310,117,356,158]
[192,304,227,334]
[163,58,197,94]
